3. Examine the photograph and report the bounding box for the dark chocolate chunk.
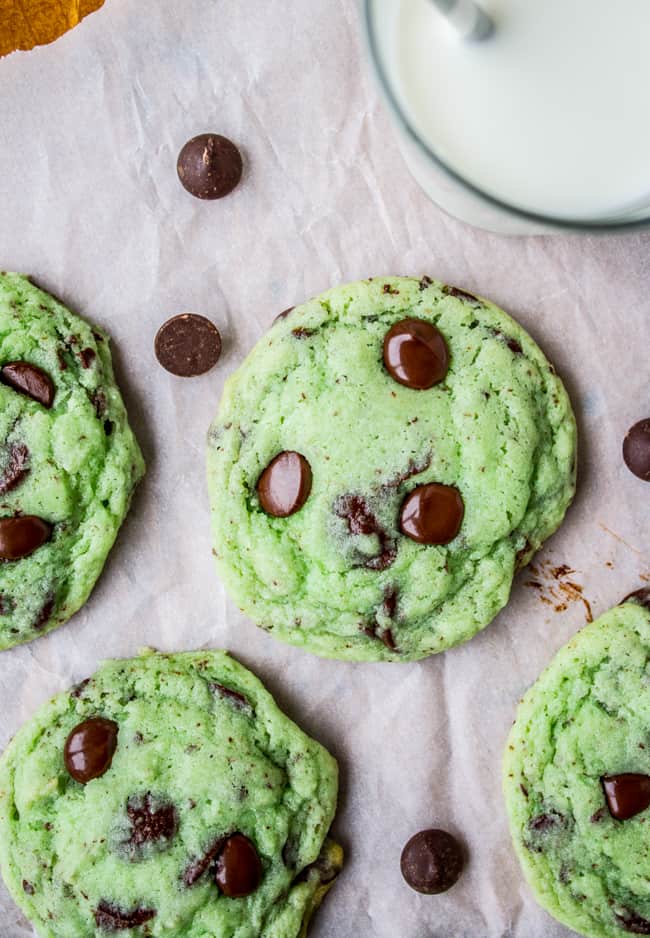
[124,793,178,855]
[257,451,312,517]
[22,880,34,895]
[64,717,119,784]
[183,837,227,887]
[79,348,95,369]
[70,678,91,699]
[623,587,650,609]
[0,443,30,495]
[0,515,52,561]
[383,318,449,390]
[506,337,523,355]
[399,483,464,545]
[419,276,433,291]
[291,327,315,339]
[334,494,396,571]
[0,361,54,408]
[177,134,243,200]
[155,313,222,377]
[616,911,650,934]
[623,419,650,481]
[602,774,650,821]
[215,833,262,898]
[208,682,252,714]
[94,901,156,931]
[400,829,464,894]
[442,284,479,303]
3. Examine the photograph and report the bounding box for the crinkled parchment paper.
[1,2,650,935]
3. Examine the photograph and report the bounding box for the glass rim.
[363,0,650,234]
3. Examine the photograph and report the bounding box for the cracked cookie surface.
[0,273,144,650]
[504,596,650,938]
[0,650,341,937]
[207,276,576,661]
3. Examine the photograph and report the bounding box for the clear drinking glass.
[363,0,650,235]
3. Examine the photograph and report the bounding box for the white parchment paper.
[1,2,650,935]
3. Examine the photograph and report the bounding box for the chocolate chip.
[64,717,119,784]
[442,284,479,304]
[291,327,315,339]
[624,419,650,481]
[33,594,55,630]
[94,901,156,931]
[183,837,227,887]
[177,134,243,200]
[215,833,262,898]
[383,319,449,390]
[527,812,564,833]
[0,443,30,495]
[602,774,650,820]
[382,586,398,619]
[623,587,650,609]
[400,829,464,895]
[399,484,464,545]
[418,276,433,291]
[208,682,253,714]
[616,911,650,934]
[334,494,396,571]
[0,594,15,615]
[257,451,312,517]
[506,337,523,355]
[123,793,178,856]
[70,678,91,699]
[22,880,34,895]
[155,314,222,377]
[0,515,52,560]
[79,348,95,369]
[0,362,54,408]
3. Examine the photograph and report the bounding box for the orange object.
[0,0,105,56]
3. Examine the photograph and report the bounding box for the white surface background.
[0,2,649,936]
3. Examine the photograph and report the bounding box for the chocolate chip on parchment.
[400,829,464,895]
[177,134,243,200]
[155,314,222,377]
[0,515,52,561]
[0,362,54,408]
[383,319,449,390]
[602,774,650,821]
[623,419,650,481]
[64,717,119,784]
[94,901,156,931]
[257,451,312,517]
[215,833,262,898]
[399,483,464,545]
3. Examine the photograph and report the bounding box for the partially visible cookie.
[0,273,144,649]
[504,592,650,938]
[0,650,342,938]
[207,276,576,662]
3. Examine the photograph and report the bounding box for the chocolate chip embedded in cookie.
[0,651,341,938]
[155,313,222,377]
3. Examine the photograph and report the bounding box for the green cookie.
[0,650,342,938]
[207,276,576,662]
[0,273,144,650]
[504,591,650,938]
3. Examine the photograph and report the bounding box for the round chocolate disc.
[257,452,312,517]
[64,717,119,784]
[383,318,449,390]
[400,483,464,545]
[155,314,222,378]
[623,418,650,481]
[177,134,243,200]
[0,515,52,561]
[215,833,262,898]
[400,829,464,895]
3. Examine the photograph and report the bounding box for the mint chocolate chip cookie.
[207,276,576,661]
[0,650,342,938]
[504,591,650,938]
[0,273,144,650]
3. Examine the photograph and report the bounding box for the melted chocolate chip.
[442,284,479,303]
[257,451,312,517]
[419,276,433,291]
[623,419,650,481]
[400,829,464,894]
[33,594,55,630]
[0,443,29,495]
[334,494,396,571]
[177,134,243,200]
[291,327,315,339]
[506,337,523,355]
[399,484,464,545]
[382,586,398,618]
[94,901,156,931]
[183,837,227,887]
[527,812,564,833]
[215,833,262,898]
[0,515,52,561]
[602,774,650,820]
[623,587,650,609]
[155,314,222,377]
[124,793,178,854]
[208,682,252,714]
[64,717,119,784]
[0,362,54,407]
[22,880,34,895]
[616,911,650,934]
[79,348,95,369]
[383,319,449,390]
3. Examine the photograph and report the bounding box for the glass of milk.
[364,0,650,234]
